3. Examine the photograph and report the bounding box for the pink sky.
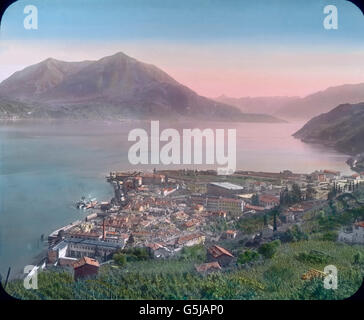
[1,41,364,98]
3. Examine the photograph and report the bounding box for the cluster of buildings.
[338,221,364,245]
[45,168,364,279]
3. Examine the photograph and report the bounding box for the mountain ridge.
[0,52,282,123]
[293,102,364,155]
[274,83,364,120]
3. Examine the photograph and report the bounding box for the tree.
[126,234,135,247]
[271,207,280,232]
[328,187,337,200]
[252,194,260,206]
[237,250,259,265]
[113,253,127,266]
[353,252,362,265]
[291,183,302,203]
[306,185,317,200]
[280,187,291,205]
[258,240,281,259]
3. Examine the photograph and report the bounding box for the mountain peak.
[0,52,282,123]
[41,57,63,65]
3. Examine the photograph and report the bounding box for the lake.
[0,119,353,278]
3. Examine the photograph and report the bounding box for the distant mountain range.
[293,102,364,155]
[0,52,281,122]
[217,83,364,121]
[275,83,364,120]
[215,95,299,115]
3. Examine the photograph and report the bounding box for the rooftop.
[208,245,234,258]
[73,256,100,269]
[209,182,244,191]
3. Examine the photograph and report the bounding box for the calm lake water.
[0,119,353,278]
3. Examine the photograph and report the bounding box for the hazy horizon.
[1,0,364,98]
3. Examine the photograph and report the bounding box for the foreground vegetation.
[6,240,364,300]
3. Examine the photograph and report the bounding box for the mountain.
[293,102,364,155]
[215,95,298,114]
[0,52,281,122]
[0,58,92,99]
[275,83,364,120]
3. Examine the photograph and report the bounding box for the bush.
[353,252,362,265]
[113,253,127,266]
[321,231,338,242]
[237,250,259,265]
[279,225,308,243]
[180,244,206,261]
[296,250,330,265]
[258,240,281,259]
[263,265,294,290]
[121,247,151,261]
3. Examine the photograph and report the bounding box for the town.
[42,167,364,280]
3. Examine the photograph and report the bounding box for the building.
[48,237,125,265]
[146,243,172,258]
[259,194,280,209]
[142,173,166,185]
[244,203,265,212]
[338,221,364,244]
[73,256,100,280]
[223,230,238,239]
[205,196,244,216]
[176,233,205,248]
[207,245,234,267]
[207,182,244,197]
[47,240,69,264]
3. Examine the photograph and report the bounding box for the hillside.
[293,102,364,155]
[0,53,281,122]
[275,83,364,120]
[215,95,298,114]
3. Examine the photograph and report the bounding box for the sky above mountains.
[0,0,364,97]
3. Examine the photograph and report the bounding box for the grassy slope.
[6,240,364,300]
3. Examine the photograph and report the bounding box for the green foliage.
[258,240,281,259]
[306,185,317,201]
[180,245,206,262]
[113,253,127,266]
[279,225,309,243]
[296,250,331,265]
[237,215,264,234]
[320,231,338,242]
[353,252,362,265]
[291,184,303,203]
[263,265,294,291]
[280,184,302,206]
[119,247,151,262]
[5,240,364,300]
[237,250,260,265]
[251,194,260,206]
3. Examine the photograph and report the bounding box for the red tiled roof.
[323,170,340,175]
[260,194,280,204]
[73,257,100,269]
[208,245,234,258]
[177,233,203,245]
[245,203,265,211]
